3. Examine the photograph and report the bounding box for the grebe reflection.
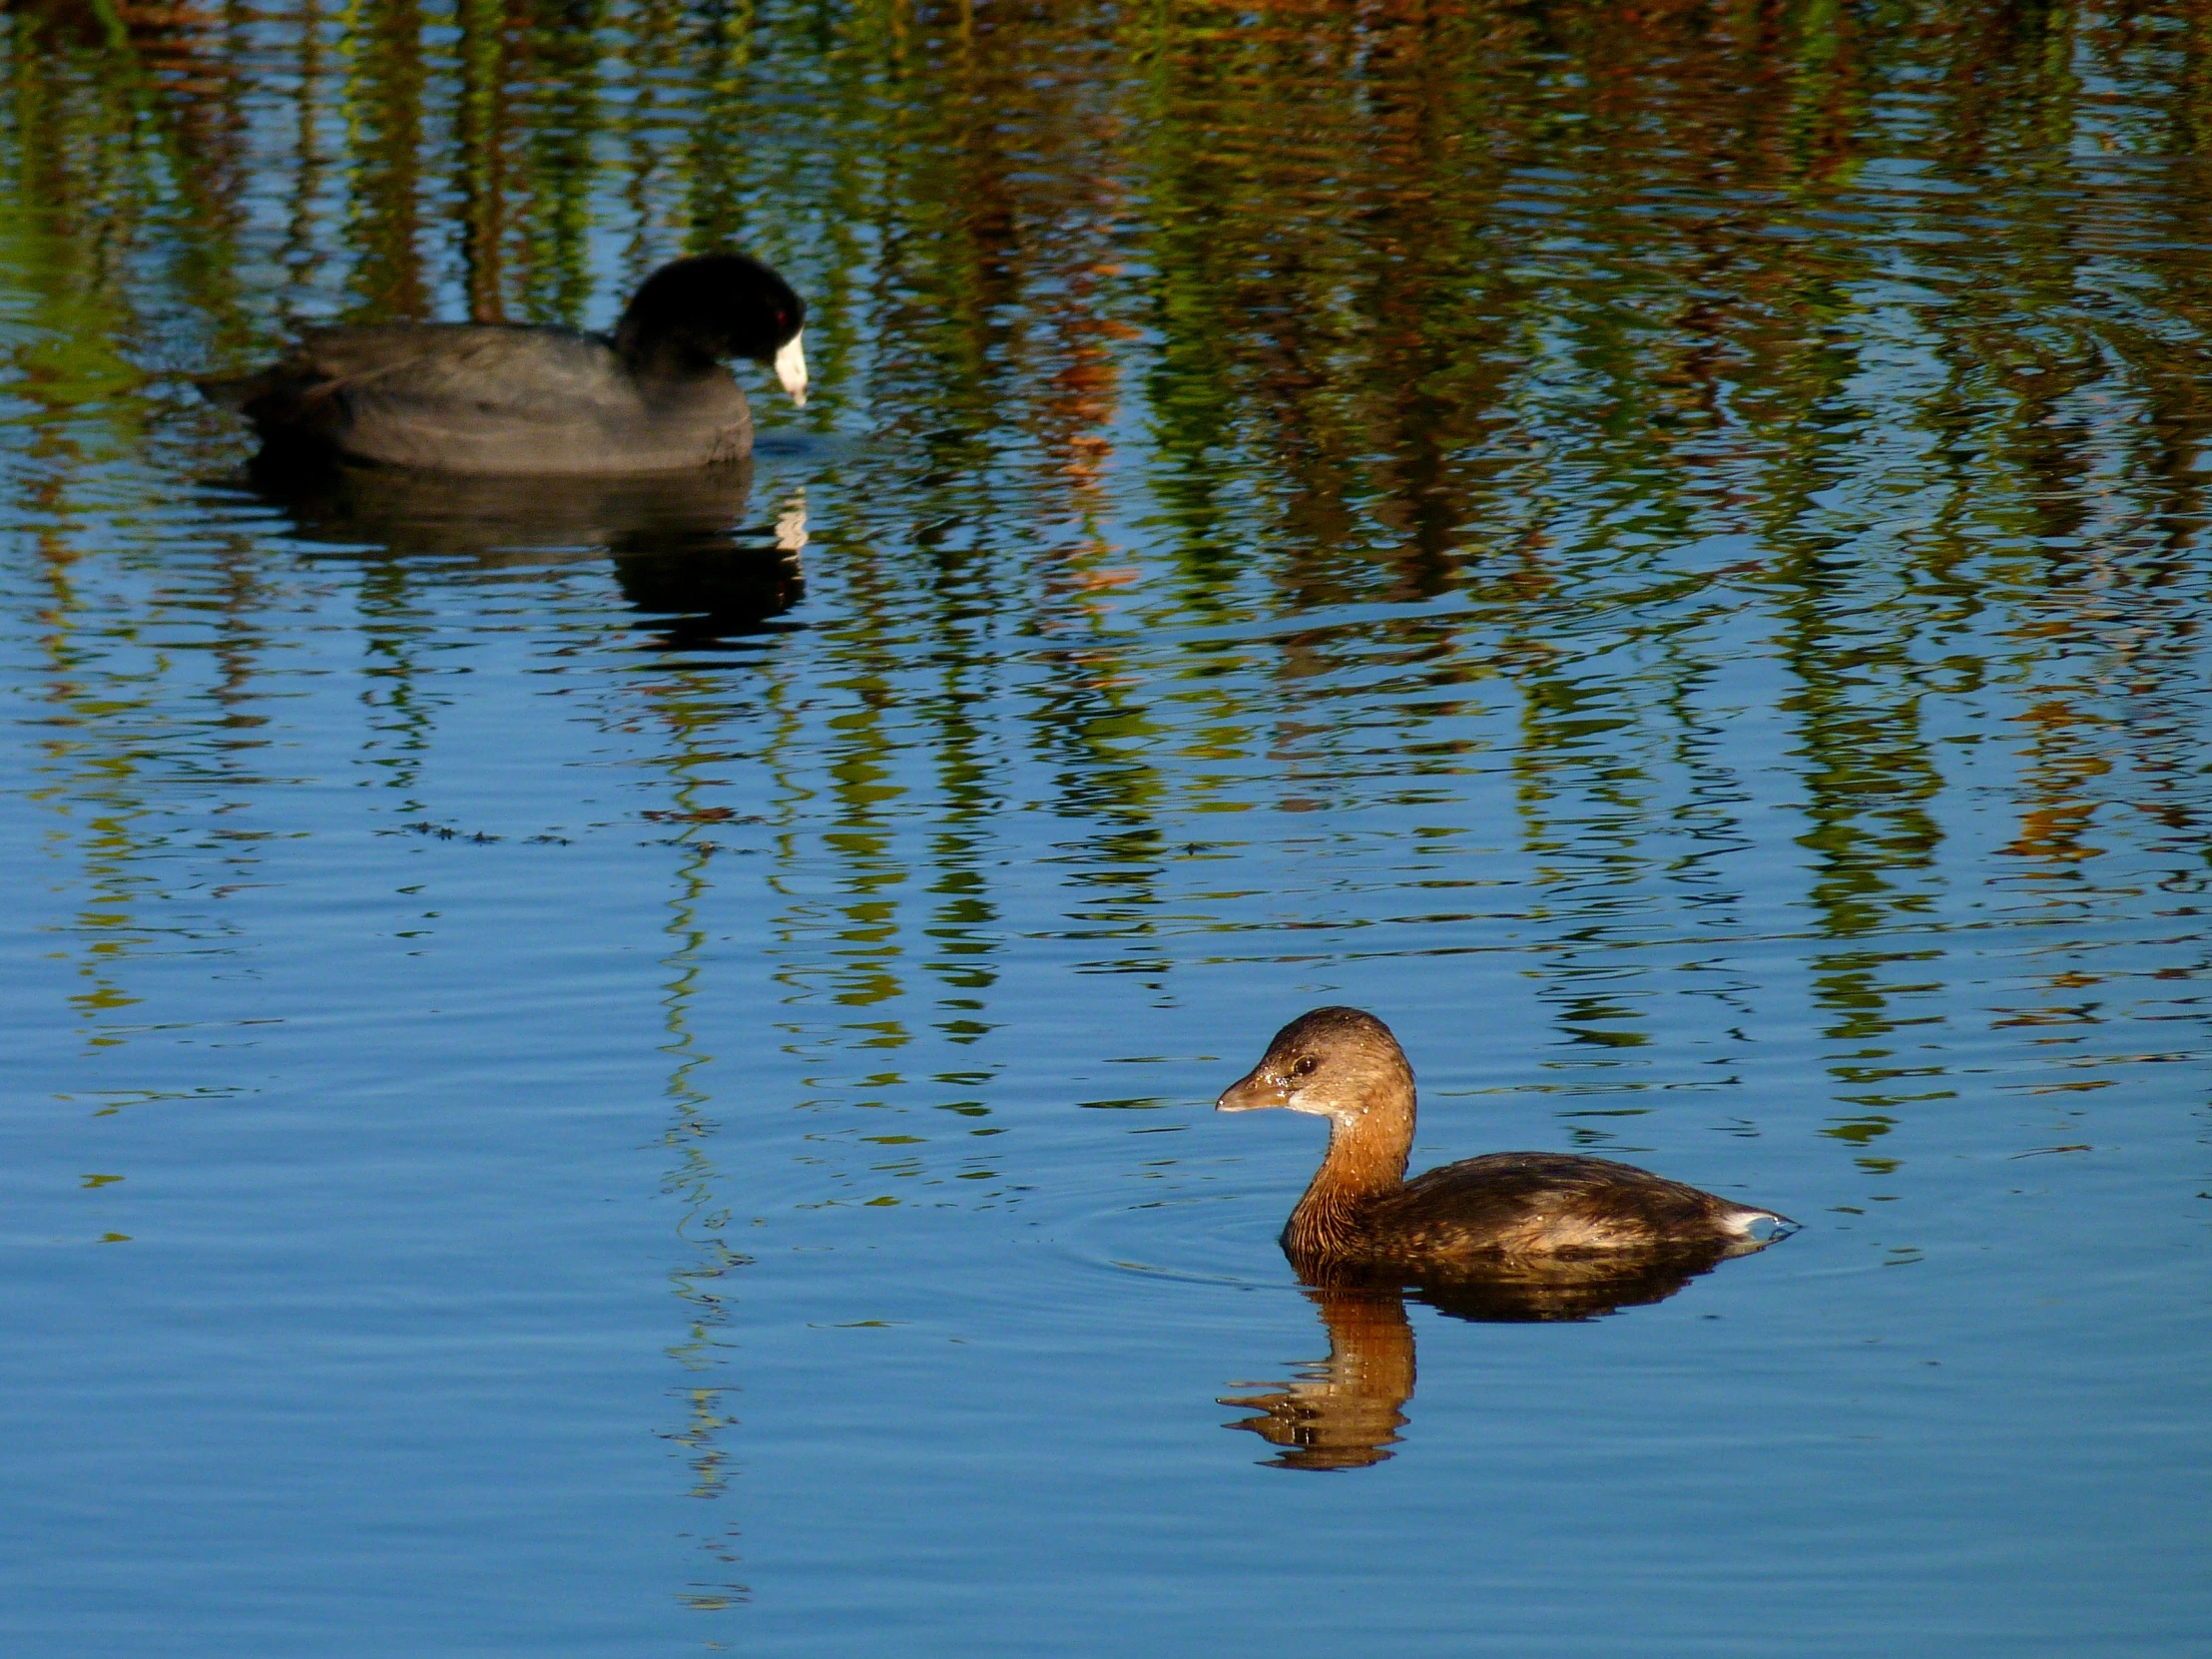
[1223,1287,1414,1472]
[1222,1245,1754,1471]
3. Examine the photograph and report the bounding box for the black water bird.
[201,253,807,474]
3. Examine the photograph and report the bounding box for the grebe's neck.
[1285,1088,1414,1260]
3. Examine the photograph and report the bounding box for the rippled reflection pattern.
[1225,1249,1765,1472]
[3,2,2211,1656]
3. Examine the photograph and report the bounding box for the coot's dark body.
[202,253,806,476]
[1218,1007,1793,1280]
[213,324,755,474]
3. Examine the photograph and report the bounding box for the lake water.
[4,1,2210,1652]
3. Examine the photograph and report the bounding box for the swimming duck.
[201,253,807,474]
[1219,1006,1794,1277]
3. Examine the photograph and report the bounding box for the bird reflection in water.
[1222,1242,1768,1471]
[237,456,807,645]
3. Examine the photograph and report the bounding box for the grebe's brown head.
[1216,1006,1415,1122]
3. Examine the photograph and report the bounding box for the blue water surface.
[3,2,2209,1653]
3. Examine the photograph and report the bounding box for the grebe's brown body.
[1219,1007,1793,1279]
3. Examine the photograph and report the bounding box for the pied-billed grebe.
[201,253,806,474]
[1220,1006,1795,1275]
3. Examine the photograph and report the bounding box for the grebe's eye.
[1291,1055,1319,1078]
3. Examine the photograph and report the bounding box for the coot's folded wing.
[215,324,621,440]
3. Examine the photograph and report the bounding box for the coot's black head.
[615,253,809,403]
[1217,1006,1414,1121]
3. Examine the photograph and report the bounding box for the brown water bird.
[1219,1006,1794,1278]
[201,253,807,475]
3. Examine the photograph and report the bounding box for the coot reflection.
[238,456,805,643]
[1223,1246,1754,1471]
